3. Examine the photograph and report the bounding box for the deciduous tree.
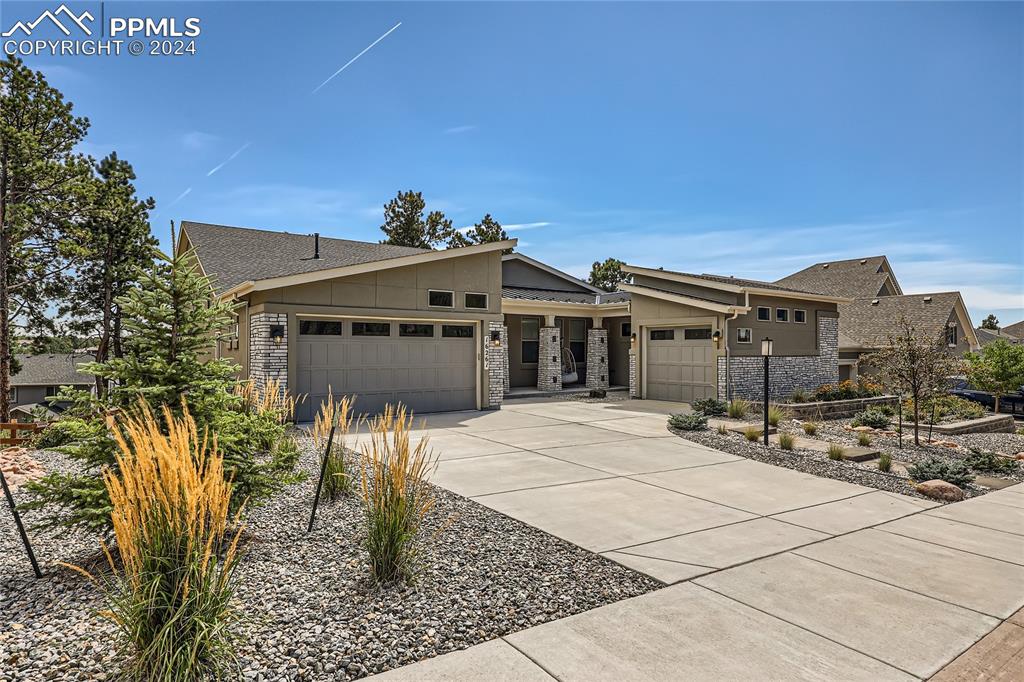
[964,339,1024,414]
[981,314,1000,331]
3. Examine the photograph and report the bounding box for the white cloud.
[504,221,551,231]
[444,125,478,135]
[180,131,219,151]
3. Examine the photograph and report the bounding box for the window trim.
[737,327,753,344]
[793,309,807,324]
[756,306,771,322]
[775,308,790,323]
[946,325,958,347]
[464,292,489,310]
[427,289,455,308]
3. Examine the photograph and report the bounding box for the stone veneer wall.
[628,349,639,397]
[249,312,288,399]
[486,321,507,408]
[717,316,839,401]
[502,325,510,393]
[538,326,562,391]
[585,328,610,390]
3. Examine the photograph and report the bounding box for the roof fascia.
[623,264,745,293]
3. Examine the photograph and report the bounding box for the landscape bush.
[727,399,750,419]
[31,417,94,450]
[691,398,727,417]
[827,443,845,460]
[361,404,439,584]
[851,408,891,430]
[964,449,1019,475]
[857,432,872,447]
[801,422,818,436]
[76,401,244,681]
[778,432,795,450]
[669,412,709,431]
[813,378,884,402]
[878,452,892,472]
[767,404,786,427]
[743,426,762,442]
[788,388,811,404]
[717,423,728,435]
[903,394,985,424]
[907,457,974,487]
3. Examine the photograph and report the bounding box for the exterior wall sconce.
[630,332,637,348]
[712,329,722,348]
[490,330,502,347]
[270,324,285,345]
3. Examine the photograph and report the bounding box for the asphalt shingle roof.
[976,327,1022,346]
[633,266,820,295]
[838,293,960,349]
[1001,320,1024,339]
[502,287,630,305]
[182,221,430,294]
[775,256,894,299]
[13,354,92,386]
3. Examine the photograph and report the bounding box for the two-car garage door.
[295,319,477,421]
[645,326,716,403]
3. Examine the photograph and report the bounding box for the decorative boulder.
[589,389,607,399]
[915,479,964,502]
[852,426,873,432]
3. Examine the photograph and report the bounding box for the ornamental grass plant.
[71,401,244,682]
[727,399,750,419]
[767,404,786,427]
[312,389,357,501]
[360,404,439,584]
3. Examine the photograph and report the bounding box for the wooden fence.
[0,421,43,447]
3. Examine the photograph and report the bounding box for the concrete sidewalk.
[367,399,1024,680]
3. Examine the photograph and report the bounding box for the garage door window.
[522,318,540,363]
[650,329,675,341]
[684,327,712,340]
[399,323,434,337]
[442,324,474,338]
[299,320,342,335]
[352,322,391,336]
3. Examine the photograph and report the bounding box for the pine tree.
[380,190,460,249]
[588,258,627,292]
[450,214,512,252]
[1,55,94,420]
[981,314,1000,331]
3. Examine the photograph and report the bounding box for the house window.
[442,324,474,338]
[650,329,675,341]
[299,320,342,335]
[569,319,586,363]
[621,322,631,337]
[776,308,790,323]
[428,290,454,308]
[521,318,540,363]
[352,322,391,336]
[45,386,60,397]
[946,325,958,347]
[399,323,434,337]
[756,306,771,321]
[9,387,17,403]
[737,328,752,344]
[464,292,488,310]
[794,309,807,324]
[684,327,712,340]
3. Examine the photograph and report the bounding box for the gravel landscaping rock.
[1,438,658,681]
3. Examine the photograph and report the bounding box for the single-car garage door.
[295,319,477,421]
[645,326,716,403]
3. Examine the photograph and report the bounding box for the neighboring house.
[10,353,93,418]
[180,221,514,420]
[775,257,979,380]
[975,326,1022,346]
[620,266,847,401]
[1001,320,1024,340]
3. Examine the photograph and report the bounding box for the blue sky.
[7,1,1023,324]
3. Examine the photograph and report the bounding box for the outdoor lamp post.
[761,337,773,447]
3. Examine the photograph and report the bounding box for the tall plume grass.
[360,404,438,584]
[77,400,244,681]
[234,377,301,423]
[312,389,356,501]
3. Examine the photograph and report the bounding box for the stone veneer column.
[585,328,610,390]
[486,321,507,408]
[502,325,510,393]
[538,326,562,391]
[249,312,288,399]
[628,349,640,398]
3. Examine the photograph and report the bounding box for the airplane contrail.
[312,22,402,94]
[206,141,251,177]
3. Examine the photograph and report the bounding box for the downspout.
[724,291,748,401]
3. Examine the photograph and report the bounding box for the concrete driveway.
[368,398,1024,680]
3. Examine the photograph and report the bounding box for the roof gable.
[838,292,976,349]
[776,256,903,299]
[501,254,602,294]
[1002,320,1024,339]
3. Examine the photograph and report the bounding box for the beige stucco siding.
[729,294,839,357]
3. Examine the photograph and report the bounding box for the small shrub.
[827,443,845,460]
[767,404,786,427]
[789,387,811,403]
[691,398,727,416]
[903,394,985,424]
[964,449,1019,474]
[31,417,94,449]
[878,452,892,472]
[802,422,818,436]
[78,401,243,681]
[717,423,728,435]
[778,432,795,450]
[851,408,891,429]
[907,457,974,487]
[727,399,750,419]
[875,403,896,417]
[743,426,762,442]
[669,412,709,431]
[857,432,872,447]
[813,378,883,401]
[1017,427,1024,436]
[361,404,439,584]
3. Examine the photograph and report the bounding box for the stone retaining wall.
[766,395,898,420]
[926,414,1017,435]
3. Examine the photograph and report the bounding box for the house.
[1000,320,1024,340]
[10,354,93,418]
[975,326,1022,346]
[775,257,979,380]
[180,221,514,421]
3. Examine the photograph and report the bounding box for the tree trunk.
[0,155,10,423]
[994,395,1000,414]
[912,395,920,446]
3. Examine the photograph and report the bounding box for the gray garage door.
[645,326,716,403]
[295,319,477,421]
